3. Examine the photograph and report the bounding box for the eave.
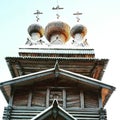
[5,56,109,80]
[0,65,115,106]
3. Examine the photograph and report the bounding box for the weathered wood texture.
[12,85,99,109]
[3,107,107,120]
[66,89,80,108]
[6,57,108,80]
[84,91,99,108]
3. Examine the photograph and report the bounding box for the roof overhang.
[5,56,109,80]
[0,64,115,106]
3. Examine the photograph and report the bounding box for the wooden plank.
[80,90,84,109]
[46,88,50,107]
[84,91,99,108]
[8,86,14,106]
[32,90,46,107]
[28,91,32,107]
[66,89,80,108]
[3,106,101,120]
[63,89,66,108]
[98,88,103,108]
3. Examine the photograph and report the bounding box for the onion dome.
[28,24,44,37]
[45,21,70,43]
[70,24,87,38]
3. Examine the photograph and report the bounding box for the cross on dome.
[52,0,64,19]
[33,10,43,22]
[73,11,82,22]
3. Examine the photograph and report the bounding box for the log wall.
[12,86,99,109]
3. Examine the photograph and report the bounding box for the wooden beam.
[28,91,32,107]
[0,68,55,87]
[98,88,102,108]
[9,86,14,106]
[6,60,16,77]
[46,88,50,107]
[60,68,115,90]
[63,89,66,108]
[80,90,84,108]
[0,86,9,103]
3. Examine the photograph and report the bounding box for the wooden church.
[0,3,115,120]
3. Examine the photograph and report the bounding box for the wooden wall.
[12,85,100,109]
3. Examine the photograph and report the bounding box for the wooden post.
[80,90,84,108]
[9,87,14,106]
[99,88,103,108]
[63,89,66,108]
[46,88,50,107]
[28,91,32,107]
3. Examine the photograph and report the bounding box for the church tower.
[0,2,115,120]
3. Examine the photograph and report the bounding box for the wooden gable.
[31,99,76,120]
[0,66,115,108]
[1,66,114,120]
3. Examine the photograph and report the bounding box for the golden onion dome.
[45,21,70,43]
[70,24,87,38]
[28,24,44,37]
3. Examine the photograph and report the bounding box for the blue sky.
[0,0,120,119]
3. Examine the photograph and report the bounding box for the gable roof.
[31,99,76,120]
[0,62,115,106]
